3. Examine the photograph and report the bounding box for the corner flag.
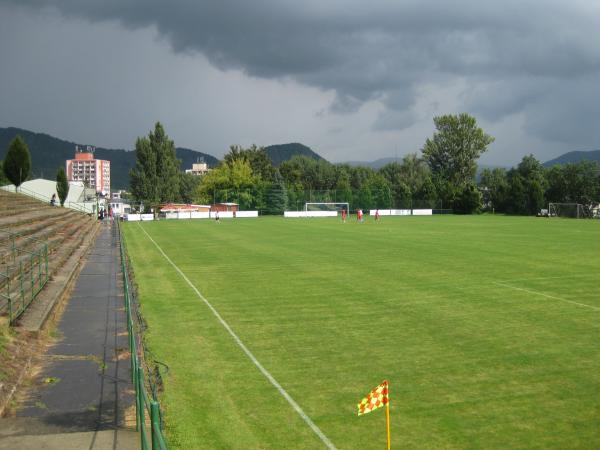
[357,380,391,449]
[357,380,389,416]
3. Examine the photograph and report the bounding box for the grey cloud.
[461,77,551,121]
[372,109,418,131]
[3,0,600,144]
[523,76,600,146]
[10,2,598,82]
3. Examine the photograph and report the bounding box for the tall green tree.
[506,155,546,215]
[454,182,482,214]
[356,184,374,210]
[194,159,263,209]
[380,153,433,208]
[545,161,600,205]
[422,113,494,207]
[56,167,69,206]
[369,174,392,209]
[265,170,288,215]
[0,161,10,185]
[130,122,181,210]
[334,168,353,205]
[3,136,31,191]
[224,145,275,182]
[179,172,200,204]
[479,167,508,212]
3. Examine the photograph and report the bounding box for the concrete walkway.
[0,223,138,449]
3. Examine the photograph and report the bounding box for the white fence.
[368,209,411,216]
[369,209,432,216]
[124,214,155,221]
[284,211,338,218]
[231,211,258,218]
[126,211,259,221]
[164,211,210,219]
[412,209,433,216]
[124,210,435,221]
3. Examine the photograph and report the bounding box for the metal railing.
[118,220,168,450]
[0,228,49,324]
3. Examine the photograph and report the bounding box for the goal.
[548,203,590,218]
[305,202,350,215]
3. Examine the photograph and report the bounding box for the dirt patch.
[0,323,42,416]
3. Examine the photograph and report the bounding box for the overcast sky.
[1,1,599,166]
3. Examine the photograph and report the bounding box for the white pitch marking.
[493,281,600,311]
[496,274,594,284]
[137,223,337,450]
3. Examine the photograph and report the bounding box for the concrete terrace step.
[0,207,74,229]
[0,205,96,305]
[17,220,100,331]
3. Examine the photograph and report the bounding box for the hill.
[264,143,325,166]
[0,127,219,190]
[543,150,600,167]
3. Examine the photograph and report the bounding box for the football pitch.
[121,215,600,449]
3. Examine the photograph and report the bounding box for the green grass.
[122,215,600,449]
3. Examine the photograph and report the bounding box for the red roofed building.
[211,202,239,212]
[159,203,211,213]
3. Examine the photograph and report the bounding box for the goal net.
[305,202,350,215]
[548,203,590,218]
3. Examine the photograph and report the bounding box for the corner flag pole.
[386,395,391,450]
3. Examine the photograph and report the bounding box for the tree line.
[3,119,599,216]
[481,156,600,215]
[129,118,600,215]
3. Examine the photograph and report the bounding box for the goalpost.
[305,202,350,215]
[548,203,590,219]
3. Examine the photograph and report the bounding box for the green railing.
[118,220,168,450]
[0,229,49,324]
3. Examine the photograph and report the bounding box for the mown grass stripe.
[137,222,337,450]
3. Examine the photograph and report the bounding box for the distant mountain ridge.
[0,127,329,189]
[345,150,600,170]
[5,126,597,190]
[0,127,219,189]
[542,150,600,167]
[264,143,325,166]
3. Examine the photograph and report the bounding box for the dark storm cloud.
[3,0,600,145]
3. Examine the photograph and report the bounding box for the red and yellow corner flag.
[357,380,391,449]
[357,380,389,416]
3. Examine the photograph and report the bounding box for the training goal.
[548,203,591,218]
[304,202,350,215]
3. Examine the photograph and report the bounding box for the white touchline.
[493,281,600,311]
[496,274,594,284]
[137,224,337,450]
